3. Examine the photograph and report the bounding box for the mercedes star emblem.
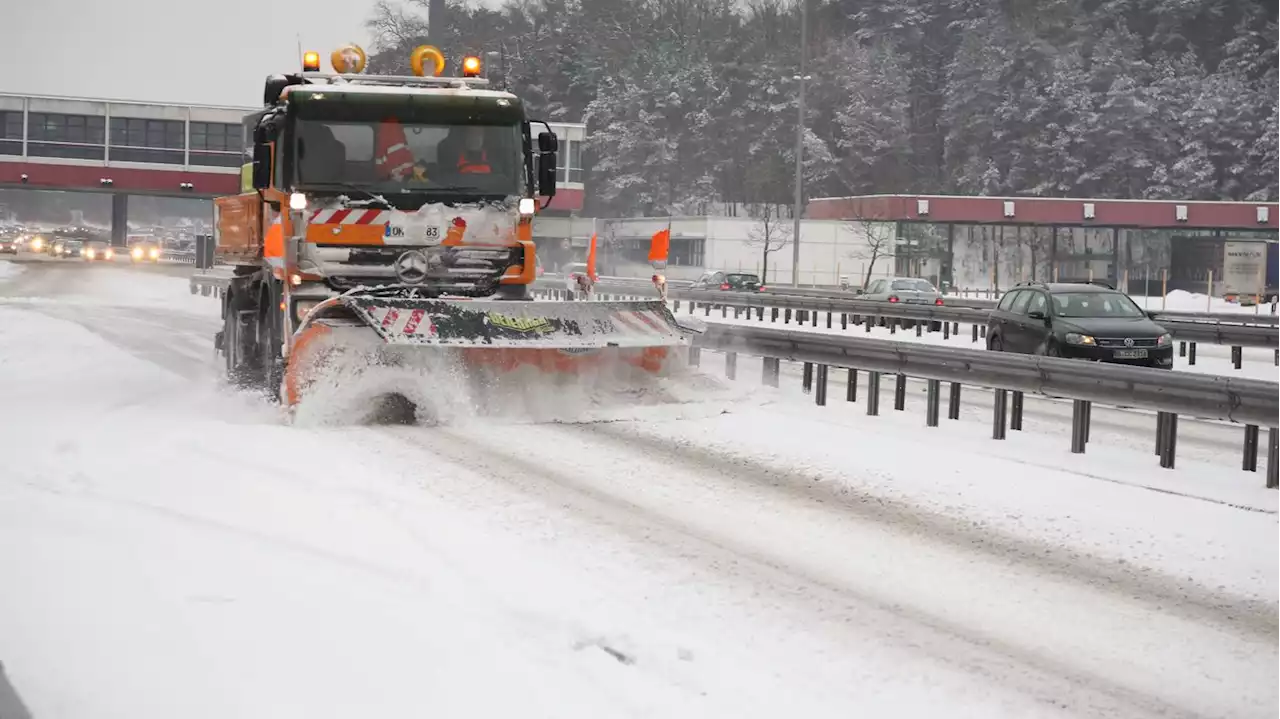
[394,250,430,284]
[1123,337,1134,347]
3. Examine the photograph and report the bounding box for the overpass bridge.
[0,92,587,244]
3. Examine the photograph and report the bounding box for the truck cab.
[213,54,558,322]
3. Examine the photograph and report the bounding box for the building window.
[190,121,243,167]
[669,238,704,266]
[109,117,183,164]
[0,111,21,156]
[566,140,583,183]
[26,112,106,160]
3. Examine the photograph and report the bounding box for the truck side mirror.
[537,151,557,197]
[538,131,558,153]
[251,141,272,190]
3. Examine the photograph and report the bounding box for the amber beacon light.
[302,51,321,72]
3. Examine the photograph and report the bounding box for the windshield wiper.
[301,184,394,209]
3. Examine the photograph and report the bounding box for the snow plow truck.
[200,45,696,420]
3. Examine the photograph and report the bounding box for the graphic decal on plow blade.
[344,298,688,348]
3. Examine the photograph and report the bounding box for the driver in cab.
[455,127,491,174]
[410,126,492,182]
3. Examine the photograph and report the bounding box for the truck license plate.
[1114,349,1148,359]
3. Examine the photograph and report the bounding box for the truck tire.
[223,286,265,389]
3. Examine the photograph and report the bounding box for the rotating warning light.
[461,55,482,77]
[331,44,367,74]
[302,51,321,72]
[409,45,446,77]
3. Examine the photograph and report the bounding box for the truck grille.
[322,244,525,296]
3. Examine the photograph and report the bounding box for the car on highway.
[83,240,115,262]
[0,237,19,254]
[859,276,944,330]
[129,239,162,263]
[985,282,1173,369]
[690,270,765,292]
[53,239,84,259]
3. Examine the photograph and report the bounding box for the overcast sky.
[6,0,389,108]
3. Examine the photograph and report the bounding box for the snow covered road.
[0,260,1276,719]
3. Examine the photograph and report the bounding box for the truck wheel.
[223,288,265,389]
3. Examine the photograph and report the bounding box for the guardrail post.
[841,313,848,330]
[943,322,951,339]
[725,352,737,380]
[802,362,814,393]
[771,307,778,322]
[866,372,881,415]
[952,322,959,335]
[1155,412,1167,455]
[846,369,857,402]
[704,304,711,317]
[890,321,897,335]
[864,319,873,334]
[1010,391,1024,430]
[1070,400,1089,453]
[688,346,701,367]
[826,312,832,329]
[971,325,979,343]
[674,300,681,312]
[1274,349,1278,367]
[915,323,923,337]
[733,306,741,318]
[688,301,695,314]
[1231,345,1242,370]
[815,365,828,405]
[1268,428,1278,489]
[947,383,961,419]
[762,357,780,387]
[785,308,792,324]
[812,311,819,327]
[1243,424,1259,471]
[894,374,907,410]
[980,325,987,339]
[1159,413,1179,469]
[1178,341,1186,357]
[1188,342,1197,365]
[925,379,941,427]
[722,305,728,318]
[993,390,1008,440]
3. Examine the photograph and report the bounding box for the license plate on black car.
[1114,349,1148,359]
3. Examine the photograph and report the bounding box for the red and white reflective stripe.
[612,310,671,336]
[402,309,426,334]
[366,306,436,336]
[309,209,391,225]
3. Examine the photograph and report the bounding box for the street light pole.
[790,0,809,287]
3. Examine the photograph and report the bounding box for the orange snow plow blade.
[283,294,699,412]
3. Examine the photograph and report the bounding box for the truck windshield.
[293,119,524,199]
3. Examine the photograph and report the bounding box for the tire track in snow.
[577,421,1278,634]
[378,423,1261,719]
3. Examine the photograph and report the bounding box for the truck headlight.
[149,248,160,259]
[1064,332,1096,345]
[289,192,308,210]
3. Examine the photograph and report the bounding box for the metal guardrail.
[687,322,1279,485]
[546,279,1278,349]
[677,288,1279,348]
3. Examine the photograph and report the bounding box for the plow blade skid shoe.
[343,297,687,349]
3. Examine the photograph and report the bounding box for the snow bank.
[0,260,23,281]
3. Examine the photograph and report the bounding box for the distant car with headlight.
[54,239,84,258]
[129,240,162,263]
[83,240,115,262]
[0,238,18,254]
